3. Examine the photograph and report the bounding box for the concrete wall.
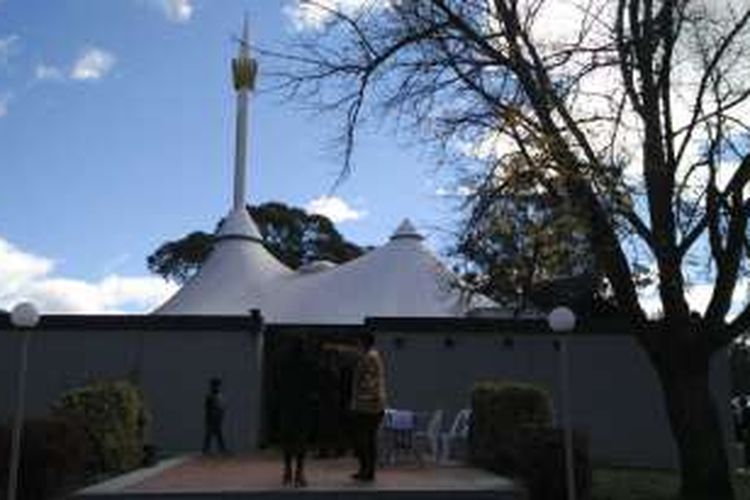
[372,326,732,469]
[0,320,262,454]
[0,316,733,469]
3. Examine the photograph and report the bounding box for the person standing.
[278,336,318,487]
[203,377,227,455]
[740,395,750,467]
[350,331,387,482]
[316,348,344,458]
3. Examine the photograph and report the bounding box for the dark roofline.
[0,312,632,335]
[0,314,260,332]
[365,316,631,335]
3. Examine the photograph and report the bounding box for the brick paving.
[88,452,517,494]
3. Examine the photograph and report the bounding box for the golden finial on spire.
[232,14,257,91]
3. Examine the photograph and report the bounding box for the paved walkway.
[76,453,521,499]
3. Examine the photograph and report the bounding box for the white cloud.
[638,277,750,320]
[306,195,367,223]
[0,92,11,117]
[0,34,19,65]
[160,0,193,23]
[435,185,474,198]
[142,0,193,23]
[35,64,64,81]
[285,0,386,31]
[0,236,177,314]
[101,253,133,275]
[0,238,52,298]
[70,48,116,81]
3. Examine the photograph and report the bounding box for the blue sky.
[0,0,464,313]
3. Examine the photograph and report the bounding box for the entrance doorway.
[260,325,364,455]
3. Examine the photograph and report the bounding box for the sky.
[2,0,744,317]
[0,0,462,313]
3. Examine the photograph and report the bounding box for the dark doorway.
[259,325,364,455]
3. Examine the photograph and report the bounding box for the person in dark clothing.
[203,377,227,454]
[315,348,340,457]
[278,337,318,487]
[316,347,355,458]
[740,396,750,467]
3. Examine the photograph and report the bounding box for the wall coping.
[0,312,632,335]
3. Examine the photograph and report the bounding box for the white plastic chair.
[413,409,443,465]
[439,409,471,463]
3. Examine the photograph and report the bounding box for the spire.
[231,15,258,211]
[233,15,254,88]
[390,218,424,241]
[240,15,250,60]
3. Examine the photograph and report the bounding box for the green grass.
[591,468,750,500]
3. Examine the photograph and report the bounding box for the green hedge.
[472,380,553,426]
[469,380,553,465]
[0,416,90,500]
[469,380,591,500]
[53,379,149,474]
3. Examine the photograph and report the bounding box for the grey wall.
[0,317,733,469]
[374,330,732,469]
[0,326,262,453]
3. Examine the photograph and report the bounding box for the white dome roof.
[216,208,263,241]
[265,220,495,323]
[155,218,496,322]
[154,208,292,315]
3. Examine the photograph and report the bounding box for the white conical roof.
[216,208,263,241]
[391,218,423,240]
[154,208,292,315]
[263,219,495,323]
[154,218,497,322]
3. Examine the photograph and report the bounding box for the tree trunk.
[649,334,734,500]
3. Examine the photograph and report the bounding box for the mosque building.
[154,20,499,323]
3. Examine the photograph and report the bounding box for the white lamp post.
[547,306,577,500]
[6,302,40,500]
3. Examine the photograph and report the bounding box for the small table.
[379,409,422,466]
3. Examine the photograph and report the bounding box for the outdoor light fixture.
[548,306,576,332]
[547,306,577,500]
[6,302,40,500]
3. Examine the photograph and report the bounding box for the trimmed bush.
[0,416,90,500]
[52,379,149,474]
[469,380,553,465]
[469,380,591,500]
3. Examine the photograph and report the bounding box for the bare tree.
[272,1,750,498]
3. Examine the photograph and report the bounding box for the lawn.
[591,468,750,500]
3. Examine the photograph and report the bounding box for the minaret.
[231,17,257,211]
[153,18,291,316]
[215,16,263,242]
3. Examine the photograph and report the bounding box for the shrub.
[469,380,591,500]
[0,416,90,500]
[52,379,149,474]
[469,380,553,465]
